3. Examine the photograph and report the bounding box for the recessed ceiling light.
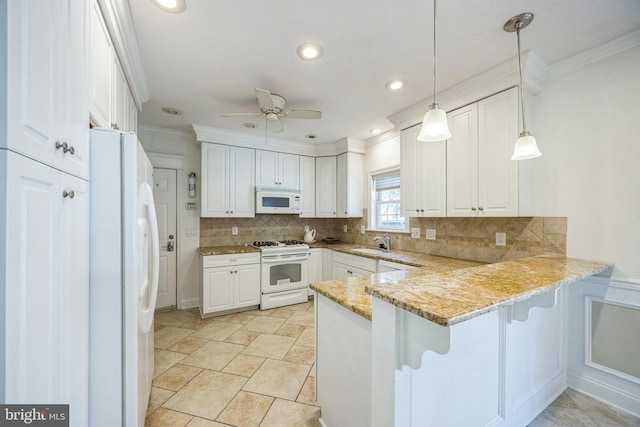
[243,122,257,129]
[385,79,407,91]
[370,129,382,135]
[161,106,183,115]
[151,0,186,13]
[305,134,317,139]
[296,43,324,61]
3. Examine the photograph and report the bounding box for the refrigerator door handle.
[139,182,160,333]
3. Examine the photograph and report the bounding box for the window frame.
[368,168,408,233]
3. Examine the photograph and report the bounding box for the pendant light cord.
[432,0,438,105]
[516,24,527,133]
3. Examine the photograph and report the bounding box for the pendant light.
[504,13,541,160]
[417,0,451,142]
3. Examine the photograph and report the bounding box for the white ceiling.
[129,0,640,144]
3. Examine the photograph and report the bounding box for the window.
[372,171,406,231]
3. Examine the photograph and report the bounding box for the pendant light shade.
[417,0,451,142]
[504,12,541,160]
[418,103,451,141]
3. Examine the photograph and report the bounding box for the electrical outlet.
[232,226,238,236]
[360,225,365,234]
[411,228,420,238]
[343,224,348,233]
[426,228,436,240]
[496,232,506,246]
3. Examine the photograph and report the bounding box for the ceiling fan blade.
[287,109,322,119]
[221,112,261,117]
[255,88,275,109]
[267,118,284,133]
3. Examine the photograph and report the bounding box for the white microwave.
[256,187,302,214]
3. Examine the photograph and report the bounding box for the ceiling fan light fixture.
[296,43,324,61]
[504,12,541,160]
[266,112,279,121]
[151,0,186,13]
[417,103,451,142]
[417,0,451,142]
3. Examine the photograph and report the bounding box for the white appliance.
[255,187,302,214]
[254,240,310,309]
[88,129,160,427]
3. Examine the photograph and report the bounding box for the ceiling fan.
[221,88,322,133]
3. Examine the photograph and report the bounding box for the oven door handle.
[262,253,309,263]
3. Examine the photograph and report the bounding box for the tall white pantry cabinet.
[0,1,90,425]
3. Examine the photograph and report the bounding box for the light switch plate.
[360,225,365,234]
[343,224,348,233]
[411,228,420,238]
[232,226,238,236]
[426,228,436,240]
[496,232,506,246]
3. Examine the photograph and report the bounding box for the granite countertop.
[365,255,612,326]
[198,245,261,256]
[309,246,483,320]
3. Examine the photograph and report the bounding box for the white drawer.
[332,251,377,273]
[202,253,261,268]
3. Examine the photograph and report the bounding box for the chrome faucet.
[373,235,391,251]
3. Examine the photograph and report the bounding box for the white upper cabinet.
[447,87,522,217]
[89,0,112,129]
[400,124,447,217]
[299,155,316,218]
[111,56,127,131]
[4,0,89,179]
[337,152,364,218]
[255,150,300,189]
[315,156,337,217]
[201,143,255,217]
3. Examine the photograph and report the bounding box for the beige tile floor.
[147,300,640,427]
[146,301,320,427]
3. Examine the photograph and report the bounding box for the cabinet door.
[447,104,478,217]
[201,143,229,217]
[315,157,337,217]
[420,140,447,217]
[127,89,138,134]
[336,153,348,217]
[235,264,260,308]
[3,152,61,403]
[255,150,279,187]
[332,263,351,280]
[202,268,234,313]
[478,88,518,216]
[89,0,112,128]
[337,152,364,218]
[299,156,315,217]
[229,146,255,217]
[400,125,421,216]
[308,249,323,295]
[111,57,126,131]
[58,173,89,425]
[279,153,300,189]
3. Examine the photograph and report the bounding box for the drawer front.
[332,251,376,273]
[202,253,261,268]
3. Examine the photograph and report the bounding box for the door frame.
[147,152,184,308]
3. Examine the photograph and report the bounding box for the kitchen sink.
[351,248,389,256]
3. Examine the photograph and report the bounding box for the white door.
[153,168,177,309]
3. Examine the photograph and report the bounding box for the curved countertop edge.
[199,245,261,256]
[365,255,613,327]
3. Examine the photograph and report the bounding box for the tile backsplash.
[200,213,567,264]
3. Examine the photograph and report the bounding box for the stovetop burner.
[252,240,306,248]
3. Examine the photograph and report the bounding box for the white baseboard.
[568,371,640,417]
[180,298,200,309]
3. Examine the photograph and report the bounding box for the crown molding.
[388,51,548,131]
[98,0,150,110]
[138,124,196,141]
[365,130,400,148]
[547,29,640,79]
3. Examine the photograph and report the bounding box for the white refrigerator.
[88,128,160,427]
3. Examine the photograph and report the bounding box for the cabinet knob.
[420,209,424,213]
[478,207,484,211]
[62,190,75,199]
[55,141,64,150]
[111,123,120,130]
[471,207,477,211]
[416,209,419,213]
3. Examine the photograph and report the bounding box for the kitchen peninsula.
[310,250,612,427]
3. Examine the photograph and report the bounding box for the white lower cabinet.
[332,251,376,279]
[377,259,417,273]
[1,150,89,424]
[308,248,323,296]
[201,253,260,316]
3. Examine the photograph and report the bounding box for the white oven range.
[254,240,310,309]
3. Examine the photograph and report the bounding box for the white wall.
[534,46,640,281]
[138,125,201,308]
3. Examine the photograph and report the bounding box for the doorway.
[153,168,177,310]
